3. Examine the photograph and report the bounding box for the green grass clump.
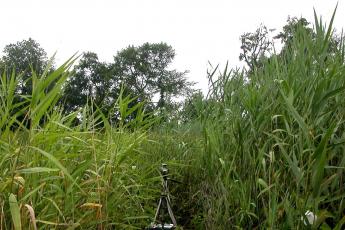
[0,54,202,229]
[0,57,167,229]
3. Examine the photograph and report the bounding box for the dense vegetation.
[1,9,345,229]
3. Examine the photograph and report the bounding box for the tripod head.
[160,164,182,185]
[160,163,169,181]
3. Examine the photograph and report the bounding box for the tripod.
[148,164,177,230]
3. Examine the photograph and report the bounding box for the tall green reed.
[194,9,345,229]
[0,56,163,229]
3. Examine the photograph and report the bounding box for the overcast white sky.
[0,0,343,92]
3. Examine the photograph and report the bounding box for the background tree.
[275,16,341,57]
[239,24,272,72]
[1,38,48,95]
[63,52,113,113]
[111,42,192,109]
[274,16,313,44]
[179,90,204,123]
[239,17,317,72]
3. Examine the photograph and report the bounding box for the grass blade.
[9,193,22,230]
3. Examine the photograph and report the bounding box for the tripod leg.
[166,198,177,226]
[153,197,163,222]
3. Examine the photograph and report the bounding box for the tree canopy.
[112,42,192,109]
[60,42,193,121]
[63,52,113,112]
[0,39,193,124]
[1,38,48,95]
[239,17,316,72]
[239,24,272,72]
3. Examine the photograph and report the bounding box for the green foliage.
[0,59,162,229]
[275,16,313,44]
[1,38,49,95]
[1,8,344,230]
[112,42,192,109]
[179,90,205,123]
[1,41,193,124]
[63,52,114,113]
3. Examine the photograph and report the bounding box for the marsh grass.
[1,10,345,229]
[0,56,167,229]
